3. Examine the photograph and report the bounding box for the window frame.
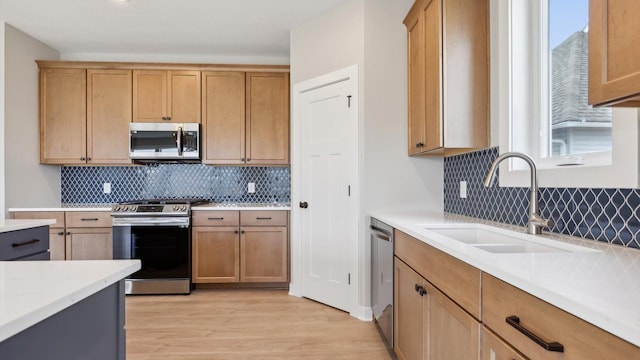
[491,0,640,188]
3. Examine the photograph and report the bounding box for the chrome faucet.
[483,152,554,235]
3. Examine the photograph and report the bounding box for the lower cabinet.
[66,227,113,260]
[192,210,289,284]
[11,210,112,260]
[394,257,480,360]
[481,327,528,360]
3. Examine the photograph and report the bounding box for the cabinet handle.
[247,158,251,162]
[81,218,99,221]
[162,116,168,121]
[87,157,91,161]
[207,217,224,220]
[505,316,564,352]
[167,116,172,120]
[241,158,246,162]
[66,232,71,235]
[256,217,272,220]
[57,231,65,236]
[11,239,40,248]
[414,284,427,296]
[415,142,424,148]
[80,157,86,161]
[234,230,239,234]
[240,230,245,234]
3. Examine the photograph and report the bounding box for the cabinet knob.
[241,158,246,162]
[246,158,251,162]
[162,116,168,121]
[167,116,171,120]
[80,157,86,161]
[234,230,239,234]
[415,142,424,148]
[58,232,65,236]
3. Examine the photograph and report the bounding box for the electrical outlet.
[103,182,112,194]
[247,182,256,194]
[460,181,467,198]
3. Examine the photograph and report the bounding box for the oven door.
[113,217,191,294]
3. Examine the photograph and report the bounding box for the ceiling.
[0,0,348,62]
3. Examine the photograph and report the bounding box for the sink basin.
[425,226,597,254]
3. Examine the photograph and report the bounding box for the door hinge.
[347,95,352,108]
[348,273,351,285]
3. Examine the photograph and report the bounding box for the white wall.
[290,0,443,316]
[0,21,5,215]
[4,24,60,211]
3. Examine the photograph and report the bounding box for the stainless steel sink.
[424,226,597,254]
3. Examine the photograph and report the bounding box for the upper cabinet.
[202,71,289,165]
[37,62,288,165]
[588,0,640,107]
[202,71,246,164]
[246,72,290,165]
[39,68,87,164]
[87,69,132,164]
[39,66,132,165]
[133,70,201,122]
[404,0,489,156]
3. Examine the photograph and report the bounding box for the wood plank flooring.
[126,289,392,359]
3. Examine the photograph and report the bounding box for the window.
[492,0,639,188]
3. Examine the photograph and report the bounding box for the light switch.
[460,181,467,198]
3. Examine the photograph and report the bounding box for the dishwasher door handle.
[370,225,392,241]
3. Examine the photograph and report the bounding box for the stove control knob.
[181,206,187,211]
[173,205,179,211]
[113,206,120,211]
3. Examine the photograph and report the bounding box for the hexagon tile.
[444,147,640,248]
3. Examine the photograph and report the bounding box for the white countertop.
[8,207,111,212]
[370,209,640,347]
[0,260,140,342]
[9,204,292,212]
[0,219,56,233]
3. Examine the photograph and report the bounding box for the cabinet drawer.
[192,211,240,227]
[65,211,112,228]
[481,326,527,360]
[0,226,50,261]
[394,230,481,319]
[240,210,287,226]
[482,274,640,359]
[11,211,65,229]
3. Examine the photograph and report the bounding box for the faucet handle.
[529,215,554,230]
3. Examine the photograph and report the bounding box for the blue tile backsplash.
[444,147,640,249]
[61,165,290,205]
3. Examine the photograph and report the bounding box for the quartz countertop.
[0,219,56,233]
[0,260,140,342]
[8,207,111,212]
[370,209,640,347]
[193,203,291,211]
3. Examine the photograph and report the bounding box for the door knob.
[299,202,309,209]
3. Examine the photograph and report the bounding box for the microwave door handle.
[176,126,183,156]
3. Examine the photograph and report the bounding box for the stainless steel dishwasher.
[370,217,394,348]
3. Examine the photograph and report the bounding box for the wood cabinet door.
[481,327,528,360]
[192,226,240,283]
[168,71,201,123]
[49,229,67,261]
[240,226,288,282]
[87,69,132,164]
[201,71,246,164]
[423,0,443,152]
[405,3,426,155]
[39,68,87,164]
[589,0,640,106]
[425,281,480,360]
[133,70,167,122]
[66,227,113,260]
[245,72,289,165]
[394,257,425,360]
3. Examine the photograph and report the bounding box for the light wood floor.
[126,289,392,359]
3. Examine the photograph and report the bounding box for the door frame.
[290,64,365,319]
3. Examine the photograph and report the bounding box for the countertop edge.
[0,260,140,343]
[369,209,640,348]
[0,219,56,233]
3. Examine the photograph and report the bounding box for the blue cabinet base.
[0,281,126,360]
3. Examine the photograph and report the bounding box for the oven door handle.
[112,217,190,227]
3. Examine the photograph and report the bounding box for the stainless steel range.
[111,199,208,295]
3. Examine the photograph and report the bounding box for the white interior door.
[298,73,357,312]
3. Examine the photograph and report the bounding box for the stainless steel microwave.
[129,123,200,160]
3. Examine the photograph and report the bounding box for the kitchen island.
[0,259,140,359]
